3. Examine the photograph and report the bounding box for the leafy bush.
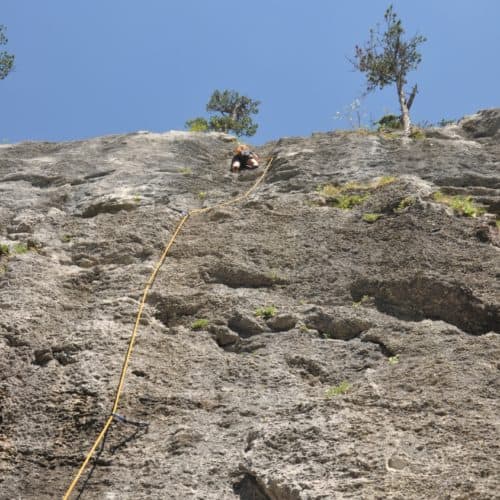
[185,117,209,132]
[375,114,402,131]
[186,89,260,137]
[437,118,456,127]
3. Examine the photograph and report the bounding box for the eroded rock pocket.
[351,276,500,335]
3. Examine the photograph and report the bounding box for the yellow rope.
[62,157,273,499]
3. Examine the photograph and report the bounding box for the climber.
[230,144,259,173]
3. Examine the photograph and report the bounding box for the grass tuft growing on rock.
[362,213,382,223]
[0,243,10,255]
[12,243,29,254]
[330,194,368,209]
[178,167,192,176]
[325,381,351,398]
[394,196,415,213]
[255,306,277,320]
[433,192,486,217]
[388,355,400,365]
[191,318,209,330]
[317,176,396,197]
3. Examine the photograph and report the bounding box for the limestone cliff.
[0,110,499,499]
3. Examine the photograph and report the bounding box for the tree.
[0,25,14,81]
[186,89,260,137]
[352,5,426,135]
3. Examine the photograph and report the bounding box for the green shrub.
[437,118,456,127]
[191,318,209,330]
[255,306,277,320]
[375,114,402,131]
[362,213,382,223]
[325,381,351,398]
[0,243,9,255]
[433,192,486,217]
[185,117,209,132]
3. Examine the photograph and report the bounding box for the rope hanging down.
[62,157,273,499]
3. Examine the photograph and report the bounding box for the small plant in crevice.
[388,355,400,365]
[191,318,209,330]
[254,306,277,320]
[352,294,371,308]
[0,243,10,256]
[433,191,486,218]
[133,193,141,204]
[12,243,29,254]
[266,269,282,283]
[325,381,351,398]
[178,167,192,176]
[362,213,382,223]
[60,234,72,243]
[394,196,415,213]
[197,191,207,201]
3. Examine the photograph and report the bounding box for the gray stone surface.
[0,114,499,499]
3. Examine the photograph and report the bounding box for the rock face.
[0,111,499,499]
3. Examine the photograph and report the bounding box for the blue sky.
[1,0,499,145]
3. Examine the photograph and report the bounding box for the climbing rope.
[62,157,273,499]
